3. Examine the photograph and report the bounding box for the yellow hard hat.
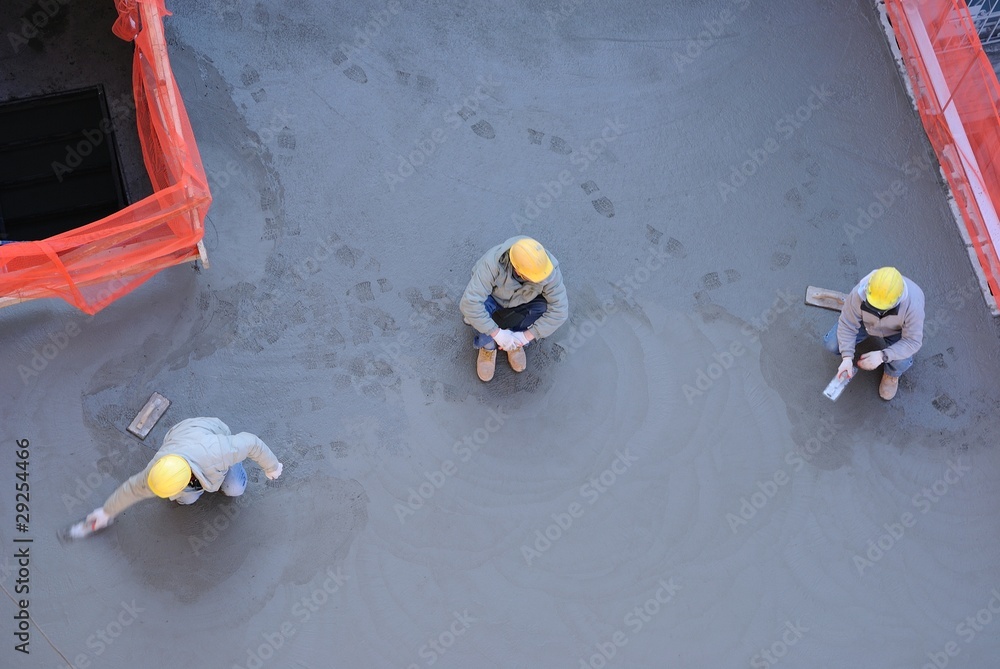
[147,455,192,498]
[509,238,554,283]
[866,267,904,310]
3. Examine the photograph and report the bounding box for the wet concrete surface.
[2,0,1000,667]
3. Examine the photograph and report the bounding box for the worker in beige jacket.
[460,236,569,381]
[71,417,282,538]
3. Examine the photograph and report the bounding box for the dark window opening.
[0,86,128,242]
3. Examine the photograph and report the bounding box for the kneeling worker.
[460,236,569,381]
[824,267,925,400]
[70,417,283,538]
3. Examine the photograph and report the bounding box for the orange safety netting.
[0,0,210,315]
[885,0,1000,308]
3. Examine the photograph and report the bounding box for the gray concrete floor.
[2,0,1000,667]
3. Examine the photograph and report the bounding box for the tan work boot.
[477,347,497,382]
[879,373,899,400]
[507,346,526,372]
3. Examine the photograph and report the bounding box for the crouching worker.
[824,267,925,400]
[70,417,283,538]
[460,236,569,381]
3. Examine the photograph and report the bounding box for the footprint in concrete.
[666,237,687,259]
[806,161,821,178]
[252,2,270,26]
[839,244,857,267]
[791,147,811,163]
[277,128,296,150]
[415,75,436,92]
[377,278,392,293]
[323,352,338,368]
[259,188,277,211]
[725,269,741,284]
[784,187,803,211]
[222,11,243,31]
[770,236,797,270]
[549,136,572,155]
[527,129,545,145]
[335,246,361,268]
[251,88,267,103]
[810,208,840,227]
[241,66,261,87]
[702,272,722,290]
[396,70,410,85]
[592,197,615,218]
[350,281,375,303]
[932,393,963,417]
[326,327,346,346]
[471,120,495,139]
[332,50,349,66]
[646,225,663,245]
[310,396,325,411]
[457,106,477,121]
[579,181,614,217]
[928,353,946,368]
[343,65,367,84]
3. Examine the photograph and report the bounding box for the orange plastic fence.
[885,0,1000,309]
[0,0,210,315]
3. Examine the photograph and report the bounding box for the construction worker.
[823,267,925,400]
[72,417,282,537]
[460,236,568,381]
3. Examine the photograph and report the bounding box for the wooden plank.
[805,285,847,311]
[127,392,170,439]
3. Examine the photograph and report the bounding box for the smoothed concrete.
[2,1,999,667]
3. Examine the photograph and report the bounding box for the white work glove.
[857,351,885,371]
[86,507,112,532]
[837,358,855,380]
[266,462,283,480]
[492,329,520,352]
[512,331,533,348]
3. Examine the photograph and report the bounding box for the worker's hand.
[492,329,520,351]
[857,351,884,371]
[837,358,855,380]
[86,507,111,532]
[266,463,283,480]
[512,331,534,347]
